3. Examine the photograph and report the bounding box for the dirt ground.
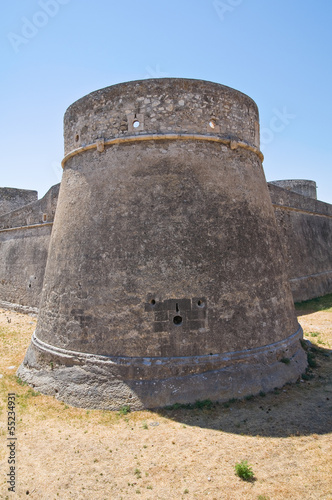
[0,307,331,500]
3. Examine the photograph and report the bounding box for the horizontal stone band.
[0,222,53,234]
[272,203,332,220]
[31,326,302,371]
[0,300,38,315]
[61,133,264,168]
[289,270,332,282]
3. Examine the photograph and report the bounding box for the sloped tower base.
[18,79,307,409]
[18,328,306,410]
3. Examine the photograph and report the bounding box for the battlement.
[64,78,260,157]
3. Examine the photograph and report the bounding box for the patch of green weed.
[134,468,141,479]
[307,352,318,368]
[118,405,131,415]
[235,460,254,481]
[16,377,28,386]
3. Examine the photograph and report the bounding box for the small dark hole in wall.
[197,300,204,307]
[28,284,31,288]
[173,315,183,326]
[75,134,79,142]
[150,299,156,305]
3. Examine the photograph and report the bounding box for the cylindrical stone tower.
[18,78,307,409]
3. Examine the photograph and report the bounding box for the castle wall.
[0,180,331,311]
[0,177,331,311]
[0,187,38,216]
[270,179,317,200]
[0,184,60,229]
[0,184,59,313]
[268,183,332,302]
[0,225,52,313]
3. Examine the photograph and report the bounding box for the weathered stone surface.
[0,183,59,230]
[18,327,306,410]
[18,79,307,408]
[268,183,332,301]
[270,179,317,199]
[36,142,298,356]
[0,184,60,311]
[0,187,37,216]
[63,78,260,156]
[2,178,331,310]
[0,225,52,311]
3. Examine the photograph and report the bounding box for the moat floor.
[0,307,331,500]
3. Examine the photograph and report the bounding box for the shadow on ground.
[295,308,319,317]
[295,293,332,316]
[155,344,332,438]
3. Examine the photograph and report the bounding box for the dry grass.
[0,305,331,500]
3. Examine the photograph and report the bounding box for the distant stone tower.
[0,187,37,216]
[270,179,317,199]
[18,79,307,409]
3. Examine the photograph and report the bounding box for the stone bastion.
[18,78,307,409]
[270,179,317,200]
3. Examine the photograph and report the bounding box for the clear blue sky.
[1,0,332,203]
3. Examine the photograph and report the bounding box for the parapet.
[270,179,317,200]
[0,184,60,230]
[63,78,261,159]
[0,184,61,313]
[0,187,37,216]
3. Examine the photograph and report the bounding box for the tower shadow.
[156,344,332,438]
